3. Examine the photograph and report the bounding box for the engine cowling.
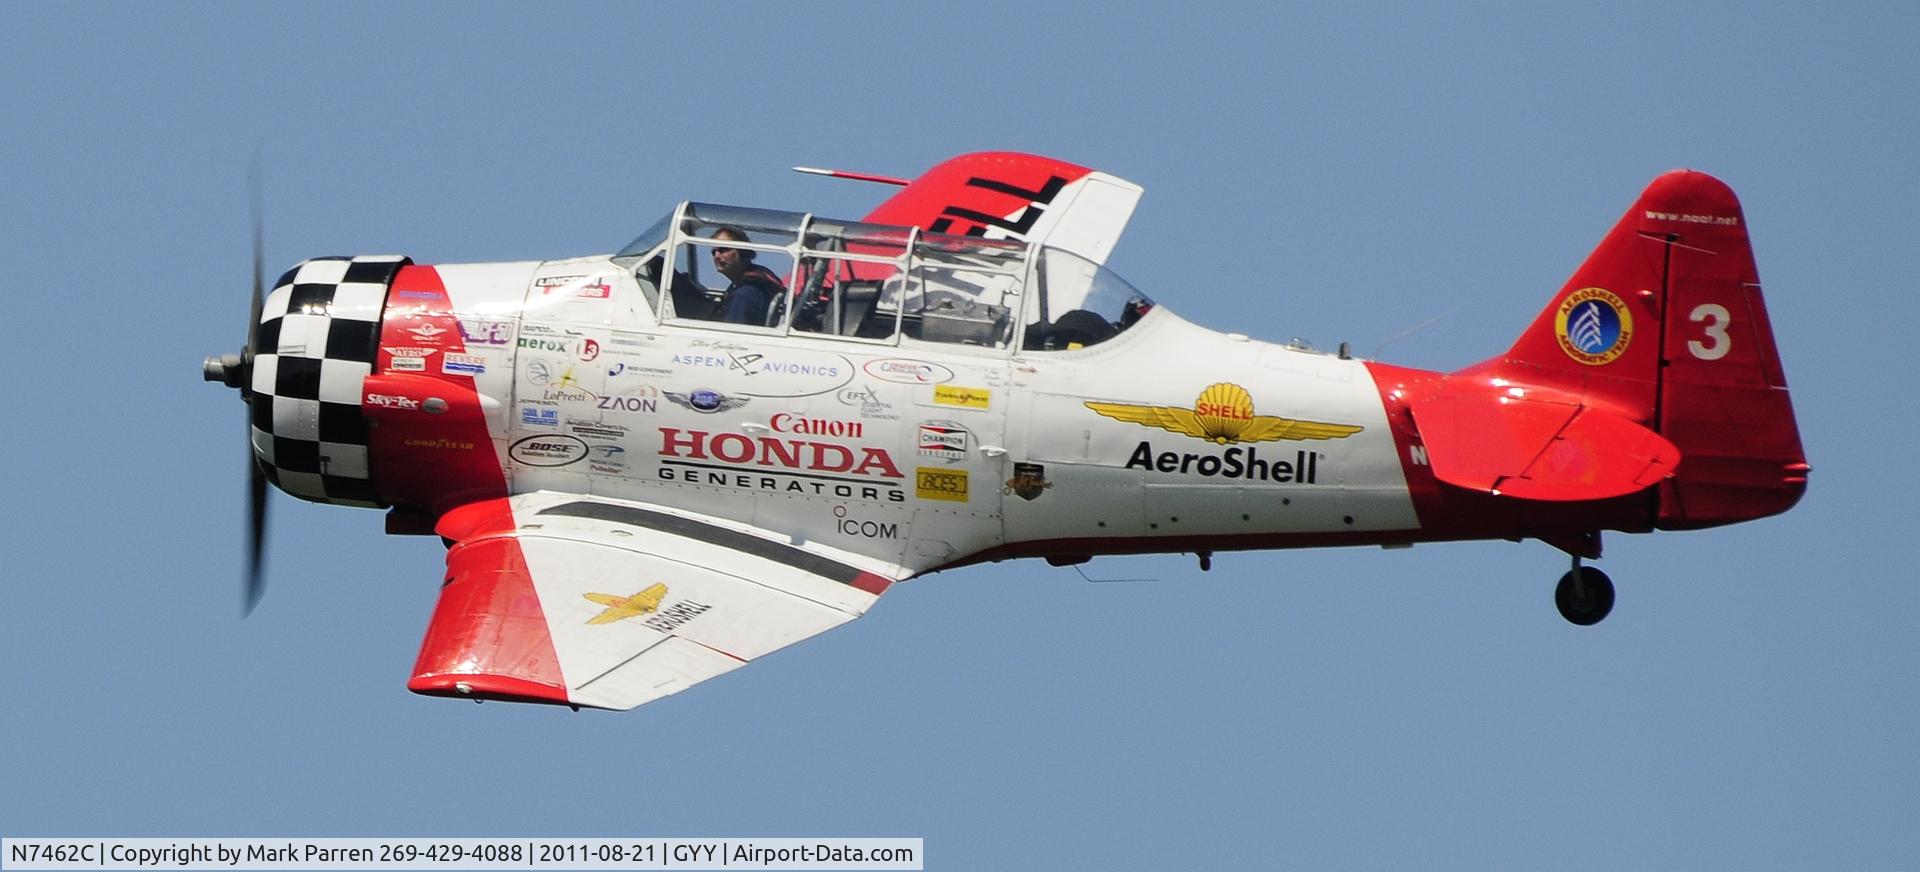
[247,255,410,507]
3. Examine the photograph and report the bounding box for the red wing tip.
[409,673,572,707]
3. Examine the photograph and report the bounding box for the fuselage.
[355,251,1509,582]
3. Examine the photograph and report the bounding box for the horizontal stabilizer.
[1409,392,1680,501]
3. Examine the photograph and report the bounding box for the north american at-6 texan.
[203,152,1808,711]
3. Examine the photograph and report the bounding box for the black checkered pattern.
[249,255,409,507]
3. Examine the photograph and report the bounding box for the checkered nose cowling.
[249,255,411,507]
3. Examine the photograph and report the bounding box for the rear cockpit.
[612,202,1155,353]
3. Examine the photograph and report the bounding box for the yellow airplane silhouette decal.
[583,583,668,625]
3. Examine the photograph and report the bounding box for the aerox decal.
[1084,383,1363,444]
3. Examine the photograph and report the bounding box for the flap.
[410,493,901,711]
[1409,392,1681,501]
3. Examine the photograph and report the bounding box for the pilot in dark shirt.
[710,226,786,326]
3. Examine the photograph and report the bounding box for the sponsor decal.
[932,384,991,410]
[578,339,600,361]
[660,428,902,477]
[389,356,427,372]
[589,443,628,474]
[458,319,514,345]
[403,437,475,451]
[543,385,595,403]
[917,420,970,462]
[864,358,954,385]
[509,434,587,467]
[917,467,969,503]
[386,346,438,358]
[1005,462,1051,501]
[528,362,594,399]
[568,419,628,441]
[771,413,864,438]
[1125,443,1325,483]
[672,353,734,370]
[583,583,666,625]
[519,335,571,353]
[837,385,899,420]
[534,275,584,288]
[833,505,901,539]
[665,389,750,414]
[758,359,842,377]
[366,393,420,411]
[1554,287,1634,366]
[441,353,485,376]
[404,322,450,344]
[597,394,659,414]
[608,361,673,379]
[1084,383,1364,444]
[396,289,440,300]
[657,427,907,503]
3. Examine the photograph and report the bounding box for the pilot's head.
[710,226,754,281]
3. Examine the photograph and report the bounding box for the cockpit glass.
[1024,246,1156,351]
[613,212,673,261]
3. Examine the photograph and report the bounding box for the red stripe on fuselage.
[369,265,509,516]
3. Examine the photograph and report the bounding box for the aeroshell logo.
[1554,287,1634,366]
[509,434,588,467]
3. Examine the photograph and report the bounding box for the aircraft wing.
[408,492,900,710]
[863,151,1143,264]
[1409,391,1680,501]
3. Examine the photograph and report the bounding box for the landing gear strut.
[1554,556,1615,626]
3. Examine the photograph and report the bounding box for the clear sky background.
[4,4,1916,869]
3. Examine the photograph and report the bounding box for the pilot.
[710,226,787,326]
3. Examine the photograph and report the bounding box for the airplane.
[202,152,1808,711]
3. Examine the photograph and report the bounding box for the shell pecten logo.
[1085,382,1363,444]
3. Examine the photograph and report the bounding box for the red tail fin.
[1471,171,1807,527]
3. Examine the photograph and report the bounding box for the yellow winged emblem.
[1085,382,1363,444]
[583,583,668,625]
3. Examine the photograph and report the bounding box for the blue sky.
[3,4,1916,869]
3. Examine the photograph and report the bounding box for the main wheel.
[1555,567,1615,626]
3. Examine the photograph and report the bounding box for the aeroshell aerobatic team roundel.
[1554,287,1634,365]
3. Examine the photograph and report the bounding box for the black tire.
[1555,567,1615,626]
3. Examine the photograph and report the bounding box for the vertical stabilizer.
[1472,171,1807,526]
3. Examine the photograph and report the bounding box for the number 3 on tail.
[1688,303,1732,360]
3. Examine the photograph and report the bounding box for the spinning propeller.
[200,165,271,616]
